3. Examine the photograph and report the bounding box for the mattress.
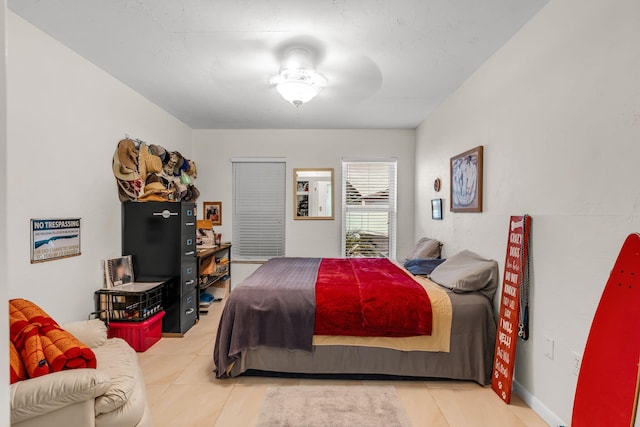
[214,257,497,385]
[229,291,496,385]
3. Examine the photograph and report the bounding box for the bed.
[213,256,497,385]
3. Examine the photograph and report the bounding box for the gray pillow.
[429,250,499,300]
[405,237,442,260]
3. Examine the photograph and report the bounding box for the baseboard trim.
[512,380,567,426]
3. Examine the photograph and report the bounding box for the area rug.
[257,385,412,427]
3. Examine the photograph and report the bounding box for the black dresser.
[122,201,198,334]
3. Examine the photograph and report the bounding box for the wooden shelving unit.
[196,244,231,315]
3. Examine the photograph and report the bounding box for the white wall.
[415,0,640,424]
[6,12,192,323]
[193,129,416,284]
[0,1,8,425]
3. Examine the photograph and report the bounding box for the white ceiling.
[8,0,548,129]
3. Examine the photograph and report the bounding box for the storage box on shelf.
[199,258,229,288]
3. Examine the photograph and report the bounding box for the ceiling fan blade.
[208,38,280,95]
[320,53,383,103]
[273,35,327,67]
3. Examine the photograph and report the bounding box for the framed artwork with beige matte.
[450,146,483,213]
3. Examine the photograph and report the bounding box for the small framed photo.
[203,201,222,226]
[104,256,134,288]
[431,199,443,220]
[450,145,483,212]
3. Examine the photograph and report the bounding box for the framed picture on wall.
[203,201,222,226]
[450,146,483,212]
[431,199,443,220]
[30,218,81,263]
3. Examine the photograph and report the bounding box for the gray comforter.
[214,257,321,377]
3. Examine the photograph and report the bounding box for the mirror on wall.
[294,168,334,220]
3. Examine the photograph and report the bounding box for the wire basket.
[95,284,163,322]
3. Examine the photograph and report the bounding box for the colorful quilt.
[9,299,96,382]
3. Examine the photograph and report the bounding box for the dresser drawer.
[181,203,197,257]
[182,203,196,224]
[181,290,198,332]
[181,232,196,257]
[181,261,198,293]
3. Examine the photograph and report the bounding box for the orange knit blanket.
[9,299,96,380]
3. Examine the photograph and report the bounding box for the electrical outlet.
[544,336,554,360]
[572,352,582,376]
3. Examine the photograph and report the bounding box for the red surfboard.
[572,233,640,426]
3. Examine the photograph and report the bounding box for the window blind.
[232,160,286,261]
[342,159,397,258]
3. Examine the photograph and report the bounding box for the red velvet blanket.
[314,258,433,337]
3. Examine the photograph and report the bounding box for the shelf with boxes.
[197,243,231,314]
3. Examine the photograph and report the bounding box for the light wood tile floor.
[138,302,548,427]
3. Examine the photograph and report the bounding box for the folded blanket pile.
[9,298,96,383]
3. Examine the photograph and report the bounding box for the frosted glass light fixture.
[271,51,327,107]
[276,78,319,106]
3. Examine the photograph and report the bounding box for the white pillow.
[429,250,499,300]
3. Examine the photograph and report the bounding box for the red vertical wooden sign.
[492,215,531,404]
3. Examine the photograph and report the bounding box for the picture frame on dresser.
[203,201,222,226]
[450,145,483,213]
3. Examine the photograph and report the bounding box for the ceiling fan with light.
[209,35,382,109]
[269,47,327,107]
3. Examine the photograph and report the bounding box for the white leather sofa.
[10,319,152,427]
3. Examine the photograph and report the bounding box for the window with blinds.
[232,160,286,261]
[342,159,397,258]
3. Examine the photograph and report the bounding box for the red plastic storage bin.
[107,310,165,352]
